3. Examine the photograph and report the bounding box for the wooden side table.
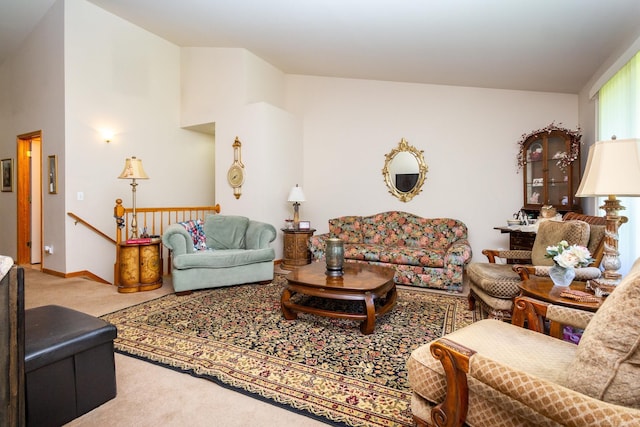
[494,226,537,250]
[117,238,163,293]
[518,277,603,339]
[281,228,315,270]
[519,278,603,312]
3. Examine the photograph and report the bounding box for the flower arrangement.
[516,122,582,171]
[545,240,593,269]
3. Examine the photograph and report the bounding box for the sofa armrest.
[514,265,601,281]
[482,249,531,264]
[309,233,330,260]
[245,221,277,249]
[428,334,640,427]
[444,239,472,266]
[512,296,594,338]
[468,352,640,426]
[428,338,475,427]
[162,224,195,256]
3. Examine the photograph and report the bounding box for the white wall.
[213,102,302,256]
[181,48,301,257]
[63,0,215,282]
[285,76,579,261]
[0,1,65,264]
[5,0,632,280]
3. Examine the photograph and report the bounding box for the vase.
[549,264,575,287]
[325,238,344,276]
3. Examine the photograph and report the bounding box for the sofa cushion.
[466,263,522,298]
[560,258,640,408]
[329,216,363,243]
[344,244,445,268]
[408,320,576,417]
[204,215,249,249]
[530,220,590,266]
[173,248,275,269]
[361,212,467,249]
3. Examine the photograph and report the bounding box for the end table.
[281,228,315,270]
[117,238,163,293]
[518,277,603,339]
[518,278,603,312]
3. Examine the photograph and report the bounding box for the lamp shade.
[287,184,305,202]
[576,138,640,197]
[118,156,149,180]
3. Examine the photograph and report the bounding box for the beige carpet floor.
[23,266,329,427]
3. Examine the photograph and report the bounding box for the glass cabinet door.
[546,135,570,207]
[521,128,581,213]
[525,139,544,207]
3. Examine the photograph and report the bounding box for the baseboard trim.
[42,268,111,285]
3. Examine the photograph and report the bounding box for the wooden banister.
[66,203,221,286]
[113,199,221,279]
[67,212,116,244]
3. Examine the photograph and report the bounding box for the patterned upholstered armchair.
[407,257,640,426]
[466,212,606,320]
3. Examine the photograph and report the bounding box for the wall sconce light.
[102,129,115,143]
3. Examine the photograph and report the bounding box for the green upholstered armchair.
[407,256,640,427]
[163,215,276,294]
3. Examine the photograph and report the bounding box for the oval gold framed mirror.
[382,138,428,202]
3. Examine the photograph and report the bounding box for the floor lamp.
[575,138,640,284]
[118,156,149,239]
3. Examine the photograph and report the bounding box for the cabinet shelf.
[521,127,581,213]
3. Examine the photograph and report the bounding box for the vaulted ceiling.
[2,0,639,93]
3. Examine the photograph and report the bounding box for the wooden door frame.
[16,131,42,266]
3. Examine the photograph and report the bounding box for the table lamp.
[287,184,305,229]
[118,156,149,239]
[575,137,640,284]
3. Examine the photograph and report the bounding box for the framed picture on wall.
[48,155,58,194]
[1,158,13,192]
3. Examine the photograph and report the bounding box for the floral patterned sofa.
[308,211,472,292]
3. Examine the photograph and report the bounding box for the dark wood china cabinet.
[519,125,582,215]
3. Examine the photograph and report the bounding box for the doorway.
[17,131,42,268]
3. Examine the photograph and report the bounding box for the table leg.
[360,292,376,335]
[280,288,297,320]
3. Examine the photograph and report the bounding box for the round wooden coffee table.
[518,277,603,312]
[281,262,396,334]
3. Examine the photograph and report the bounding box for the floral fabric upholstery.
[328,215,363,243]
[309,211,472,292]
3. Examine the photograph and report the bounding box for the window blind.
[597,51,640,275]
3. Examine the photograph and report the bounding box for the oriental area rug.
[101,275,484,427]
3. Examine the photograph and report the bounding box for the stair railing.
[113,199,221,277]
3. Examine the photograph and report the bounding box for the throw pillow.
[586,224,606,265]
[531,220,590,266]
[560,257,640,408]
[177,219,207,251]
[204,215,249,249]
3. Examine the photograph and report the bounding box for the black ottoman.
[25,305,117,427]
